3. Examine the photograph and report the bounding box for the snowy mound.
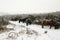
[0,21,60,40]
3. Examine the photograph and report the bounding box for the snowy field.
[0,21,60,40]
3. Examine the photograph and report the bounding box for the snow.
[0,21,60,40]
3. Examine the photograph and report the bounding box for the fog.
[0,0,60,14]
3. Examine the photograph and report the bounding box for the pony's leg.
[26,23,28,26]
[41,21,44,28]
[50,26,51,29]
[19,20,20,23]
[55,26,58,29]
[55,26,59,29]
[55,26,57,29]
[42,24,44,28]
[29,22,32,25]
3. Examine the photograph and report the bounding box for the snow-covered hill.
[0,21,60,40]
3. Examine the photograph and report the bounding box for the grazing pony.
[42,19,60,29]
[25,18,32,26]
[50,19,60,29]
[33,19,60,29]
[19,18,28,23]
[19,18,32,26]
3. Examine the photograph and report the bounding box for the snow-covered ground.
[0,21,60,40]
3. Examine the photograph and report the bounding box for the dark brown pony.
[42,19,53,29]
[33,19,60,29]
[42,19,60,29]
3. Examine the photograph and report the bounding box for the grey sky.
[0,0,60,14]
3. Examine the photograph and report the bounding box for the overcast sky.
[0,0,60,14]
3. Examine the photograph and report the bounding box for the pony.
[33,19,60,29]
[19,18,28,23]
[19,18,32,26]
[42,19,60,29]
